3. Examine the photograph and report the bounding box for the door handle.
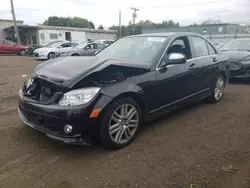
[213,57,217,62]
[189,63,196,70]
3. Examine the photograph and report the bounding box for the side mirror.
[161,53,186,66]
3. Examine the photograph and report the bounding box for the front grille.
[20,107,62,133]
[33,53,39,57]
[23,78,62,104]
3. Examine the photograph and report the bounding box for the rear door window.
[190,36,209,58]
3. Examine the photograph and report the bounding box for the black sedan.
[18,32,229,149]
[220,39,250,79]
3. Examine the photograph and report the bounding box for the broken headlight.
[58,87,100,106]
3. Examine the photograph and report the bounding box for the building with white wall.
[3,25,117,45]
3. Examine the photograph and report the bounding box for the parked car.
[18,32,229,149]
[94,39,114,46]
[0,39,27,55]
[33,41,78,60]
[27,44,43,56]
[55,42,106,57]
[27,40,65,56]
[220,39,250,79]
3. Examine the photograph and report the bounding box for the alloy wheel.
[48,53,55,59]
[109,104,139,144]
[214,77,224,100]
[20,50,26,56]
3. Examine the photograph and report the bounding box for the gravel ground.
[0,56,250,188]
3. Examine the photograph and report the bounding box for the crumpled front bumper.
[18,88,113,145]
[18,106,91,145]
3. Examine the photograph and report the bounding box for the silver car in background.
[94,39,114,46]
[55,42,106,57]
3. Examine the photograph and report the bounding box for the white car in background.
[94,39,114,46]
[33,41,79,60]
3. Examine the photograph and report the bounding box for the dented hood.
[33,56,150,87]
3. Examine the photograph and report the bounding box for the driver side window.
[60,43,70,48]
[85,44,94,50]
[166,37,191,60]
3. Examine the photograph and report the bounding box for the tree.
[98,25,104,29]
[189,23,199,26]
[156,20,180,28]
[201,20,223,25]
[161,20,179,27]
[137,20,156,28]
[43,16,95,29]
[108,19,180,37]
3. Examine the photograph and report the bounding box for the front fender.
[101,83,148,113]
[101,83,144,98]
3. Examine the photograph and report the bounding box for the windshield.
[96,36,167,62]
[75,42,88,49]
[221,39,250,51]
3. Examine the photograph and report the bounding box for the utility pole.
[130,7,139,35]
[118,11,121,38]
[10,0,21,44]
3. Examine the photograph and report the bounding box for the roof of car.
[126,32,203,38]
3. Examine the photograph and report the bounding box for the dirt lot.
[0,56,250,188]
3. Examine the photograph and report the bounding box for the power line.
[136,0,245,9]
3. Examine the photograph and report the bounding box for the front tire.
[19,49,26,56]
[72,53,80,56]
[100,97,142,149]
[47,52,55,59]
[208,74,225,103]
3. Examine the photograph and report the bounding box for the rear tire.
[207,74,225,103]
[72,53,80,56]
[100,97,142,149]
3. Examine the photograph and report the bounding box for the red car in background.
[0,39,27,55]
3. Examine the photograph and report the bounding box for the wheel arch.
[219,69,226,78]
[101,91,147,119]
[71,53,80,56]
[218,61,229,84]
[47,51,55,58]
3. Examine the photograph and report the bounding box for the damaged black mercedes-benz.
[18,33,229,149]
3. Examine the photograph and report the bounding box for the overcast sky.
[0,0,249,28]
